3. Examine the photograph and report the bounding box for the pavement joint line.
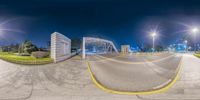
[120,52,163,56]
[86,56,183,95]
[88,52,166,62]
[73,52,165,62]
[88,54,123,62]
[94,54,176,64]
[88,54,145,63]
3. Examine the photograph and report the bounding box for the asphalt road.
[88,53,182,92]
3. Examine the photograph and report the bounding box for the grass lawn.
[194,53,200,58]
[0,52,53,65]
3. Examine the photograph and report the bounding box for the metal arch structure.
[82,37,119,59]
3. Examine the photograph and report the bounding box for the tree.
[19,40,38,54]
[18,43,24,53]
[0,43,19,53]
[155,45,164,52]
[71,39,81,50]
[10,44,19,53]
[141,43,152,52]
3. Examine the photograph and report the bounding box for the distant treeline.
[0,40,49,54]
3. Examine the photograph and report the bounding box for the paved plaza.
[0,53,199,100]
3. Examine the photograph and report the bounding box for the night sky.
[1,0,200,48]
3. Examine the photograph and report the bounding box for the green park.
[0,40,53,65]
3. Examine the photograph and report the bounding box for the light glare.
[191,27,199,33]
[151,32,157,37]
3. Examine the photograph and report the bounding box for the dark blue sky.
[1,0,200,48]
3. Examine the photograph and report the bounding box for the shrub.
[18,53,31,56]
[31,51,49,58]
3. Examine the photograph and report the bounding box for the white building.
[121,45,130,54]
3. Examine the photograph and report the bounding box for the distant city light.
[184,40,188,44]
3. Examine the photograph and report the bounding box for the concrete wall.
[51,32,71,63]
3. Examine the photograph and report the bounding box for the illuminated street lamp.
[151,32,157,52]
[190,27,199,52]
[191,27,199,33]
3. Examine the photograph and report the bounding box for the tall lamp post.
[191,27,199,52]
[151,32,157,52]
[184,40,188,53]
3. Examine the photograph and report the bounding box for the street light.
[191,27,199,33]
[184,40,188,53]
[151,32,157,52]
[190,27,199,52]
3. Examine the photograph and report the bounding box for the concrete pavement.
[0,58,94,100]
[0,53,199,100]
[138,54,200,100]
[88,53,182,92]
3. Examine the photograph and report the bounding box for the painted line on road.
[94,54,176,64]
[86,56,183,95]
[153,79,172,89]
